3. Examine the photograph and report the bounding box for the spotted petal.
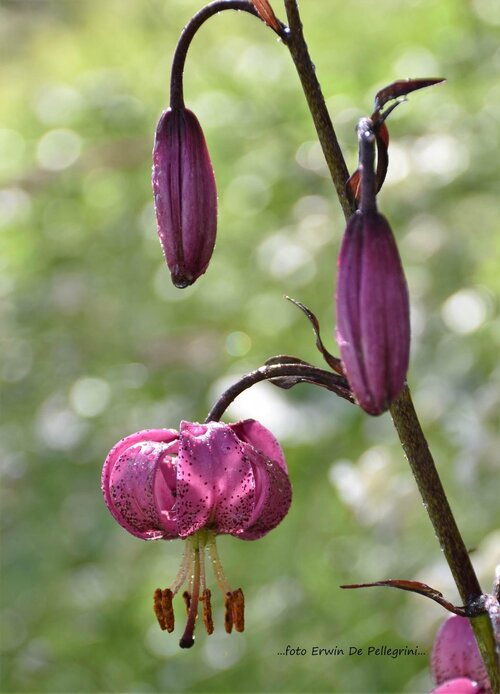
[237,441,292,540]
[230,418,288,473]
[176,421,256,538]
[101,429,179,540]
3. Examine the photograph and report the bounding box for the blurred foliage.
[1,0,499,692]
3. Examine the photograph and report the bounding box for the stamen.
[169,538,194,596]
[231,588,245,632]
[201,589,214,635]
[224,592,234,634]
[182,590,191,613]
[206,534,232,595]
[198,533,208,594]
[179,537,201,649]
[153,588,175,632]
[153,588,167,630]
[161,589,175,633]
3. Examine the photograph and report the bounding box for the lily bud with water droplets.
[336,118,410,415]
[152,107,217,288]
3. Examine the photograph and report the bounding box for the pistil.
[179,535,201,648]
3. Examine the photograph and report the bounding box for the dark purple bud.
[152,107,217,288]
[336,118,410,415]
[336,210,410,415]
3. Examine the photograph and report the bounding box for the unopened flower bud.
[336,118,410,415]
[152,107,217,288]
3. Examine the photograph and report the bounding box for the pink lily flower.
[101,419,292,648]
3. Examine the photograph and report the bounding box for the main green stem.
[282,1,499,689]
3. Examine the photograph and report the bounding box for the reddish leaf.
[375,77,445,112]
[376,120,389,148]
[285,297,343,374]
[251,0,282,33]
[341,579,467,616]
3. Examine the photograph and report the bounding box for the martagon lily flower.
[101,419,292,648]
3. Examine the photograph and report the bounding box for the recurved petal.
[176,421,256,537]
[431,616,491,692]
[230,419,288,473]
[237,443,292,540]
[102,429,179,540]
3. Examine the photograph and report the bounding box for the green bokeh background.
[1,1,499,692]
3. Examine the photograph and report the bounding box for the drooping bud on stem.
[152,107,217,288]
[335,118,410,415]
[153,1,262,288]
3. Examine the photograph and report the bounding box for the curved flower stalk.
[430,615,500,694]
[335,117,410,415]
[152,107,217,288]
[101,419,292,648]
[153,1,269,289]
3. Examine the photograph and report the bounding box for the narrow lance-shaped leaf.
[251,0,282,33]
[374,77,445,112]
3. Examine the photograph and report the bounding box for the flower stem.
[390,386,500,691]
[170,1,260,110]
[282,0,353,218]
[205,361,352,422]
[282,1,499,690]
[357,118,377,215]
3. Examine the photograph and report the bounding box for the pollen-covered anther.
[153,588,166,630]
[153,588,175,632]
[224,592,234,634]
[231,588,245,633]
[161,589,175,633]
[183,590,191,613]
[201,589,214,635]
